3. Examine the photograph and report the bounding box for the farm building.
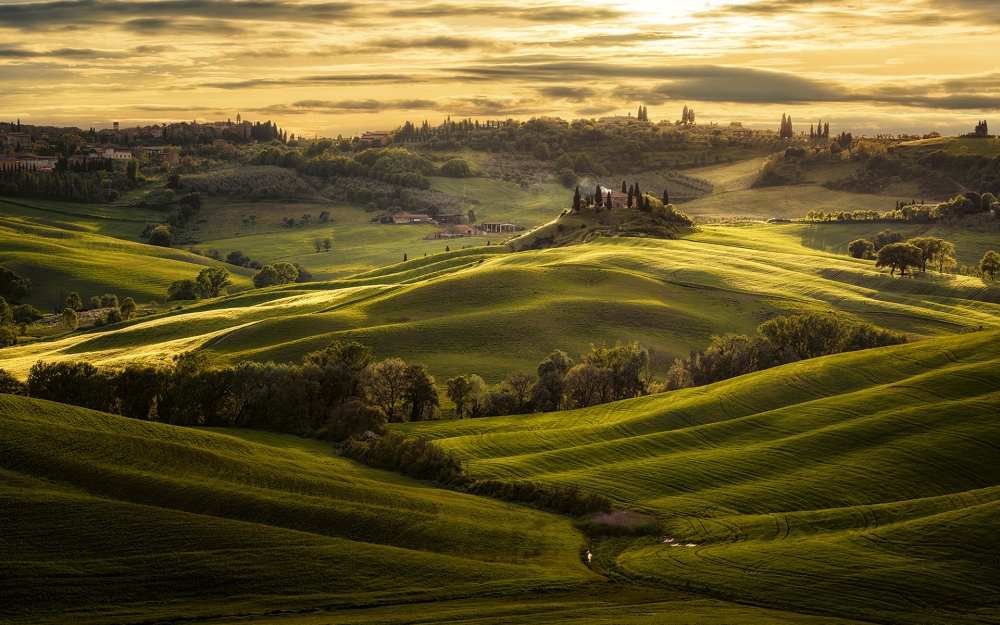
[393,212,435,224]
[427,224,484,239]
[482,222,515,233]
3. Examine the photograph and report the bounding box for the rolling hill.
[0,395,876,625]
[401,329,1000,625]
[1,222,998,384]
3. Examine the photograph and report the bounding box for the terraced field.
[403,329,1000,624]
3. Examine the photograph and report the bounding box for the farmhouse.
[393,212,435,224]
[427,224,484,239]
[103,147,133,161]
[608,191,629,208]
[360,130,390,145]
[482,222,515,233]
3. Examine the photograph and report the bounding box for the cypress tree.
[606,191,612,209]
[573,186,581,211]
[663,189,669,205]
[621,181,627,193]
[595,184,602,203]
[627,188,633,209]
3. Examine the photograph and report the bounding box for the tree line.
[664,312,907,390]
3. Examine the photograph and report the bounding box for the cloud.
[376,36,488,51]
[0,46,129,59]
[537,86,597,102]
[251,99,438,115]
[386,3,624,22]
[203,74,419,89]
[0,0,359,31]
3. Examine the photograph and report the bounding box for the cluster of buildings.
[390,211,515,239]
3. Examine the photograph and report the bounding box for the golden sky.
[1,0,998,136]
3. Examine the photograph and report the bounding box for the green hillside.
[3,224,998,382]
[0,212,254,311]
[1,395,874,625]
[0,395,596,623]
[402,330,1000,625]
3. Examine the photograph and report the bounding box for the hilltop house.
[427,224,484,239]
[607,191,629,208]
[393,212,435,224]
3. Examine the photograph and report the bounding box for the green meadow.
[403,329,1000,625]
[2,142,998,624]
[3,222,999,383]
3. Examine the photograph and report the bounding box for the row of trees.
[664,313,907,390]
[846,235,955,276]
[8,341,437,440]
[445,341,653,418]
[807,193,998,224]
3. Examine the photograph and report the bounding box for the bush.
[226,250,250,267]
[252,262,298,288]
[100,294,119,308]
[440,158,472,178]
[148,225,173,247]
[12,304,43,324]
[848,238,875,259]
[167,279,199,301]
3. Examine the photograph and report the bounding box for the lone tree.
[119,296,137,320]
[446,375,471,418]
[196,266,232,298]
[61,307,78,331]
[65,292,83,311]
[980,250,1000,280]
[662,189,669,205]
[848,239,875,260]
[875,242,923,276]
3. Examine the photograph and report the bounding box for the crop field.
[402,329,1000,625]
[2,223,998,385]
[0,395,598,624]
[1,395,880,625]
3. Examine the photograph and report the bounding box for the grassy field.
[680,184,908,220]
[0,213,254,311]
[402,329,1000,625]
[1,395,878,625]
[2,224,998,385]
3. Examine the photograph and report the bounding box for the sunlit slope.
[0,396,596,624]
[0,217,253,309]
[3,227,998,381]
[402,331,1000,624]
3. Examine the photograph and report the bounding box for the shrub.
[252,262,298,288]
[12,304,43,324]
[848,238,875,259]
[226,250,250,267]
[148,225,173,247]
[440,158,472,178]
[167,279,199,301]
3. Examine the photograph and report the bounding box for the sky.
[1,0,999,137]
